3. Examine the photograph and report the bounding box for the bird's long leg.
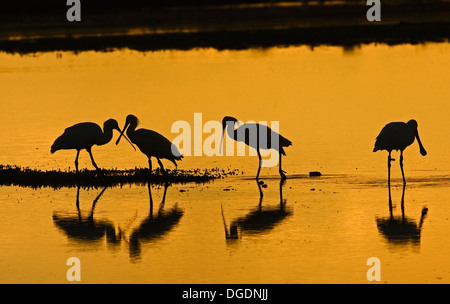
[256,149,262,180]
[388,151,392,207]
[148,157,152,176]
[157,158,167,177]
[158,183,169,215]
[256,179,263,204]
[148,182,153,216]
[279,178,286,208]
[74,150,80,173]
[221,204,230,239]
[90,187,107,220]
[279,152,287,180]
[87,147,100,171]
[400,150,406,186]
[75,150,80,173]
[75,184,81,215]
[401,182,406,220]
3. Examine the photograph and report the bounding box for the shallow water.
[1,42,450,283]
[1,175,450,283]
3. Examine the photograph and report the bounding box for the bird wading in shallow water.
[220,116,292,180]
[116,114,183,178]
[373,119,427,186]
[51,119,135,173]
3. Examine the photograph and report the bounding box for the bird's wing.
[133,128,179,158]
[374,122,411,151]
[64,122,98,133]
[235,123,291,150]
[134,129,172,144]
[56,123,102,149]
[375,122,404,139]
[235,123,259,149]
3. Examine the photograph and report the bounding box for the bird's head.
[219,116,239,155]
[104,119,120,131]
[407,119,427,156]
[125,114,139,128]
[222,116,238,130]
[115,114,138,150]
[406,119,418,130]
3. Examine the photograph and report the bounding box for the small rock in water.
[309,171,322,177]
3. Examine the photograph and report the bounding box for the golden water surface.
[1,43,450,283]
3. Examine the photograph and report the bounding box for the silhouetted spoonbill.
[129,183,183,259]
[51,119,135,173]
[116,114,183,177]
[220,116,292,180]
[221,179,291,241]
[373,119,427,185]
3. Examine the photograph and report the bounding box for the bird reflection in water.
[52,185,121,248]
[221,180,292,242]
[127,183,184,261]
[376,184,428,249]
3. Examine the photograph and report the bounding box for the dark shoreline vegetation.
[0,1,450,54]
[0,165,240,189]
[2,22,450,55]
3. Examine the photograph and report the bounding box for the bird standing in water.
[373,119,427,185]
[116,114,183,177]
[220,116,292,180]
[51,119,135,173]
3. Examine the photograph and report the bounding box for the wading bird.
[52,186,121,246]
[220,116,292,180]
[129,183,183,260]
[221,180,292,241]
[116,114,183,177]
[51,119,135,173]
[376,183,428,247]
[373,119,427,185]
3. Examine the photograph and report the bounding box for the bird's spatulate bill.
[123,133,136,151]
[219,128,225,156]
[416,130,427,156]
[116,123,136,151]
[116,124,127,145]
[219,119,237,156]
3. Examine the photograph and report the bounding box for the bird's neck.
[126,123,137,141]
[226,124,237,140]
[99,126,114,146]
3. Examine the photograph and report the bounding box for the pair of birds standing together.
[51,115,182,176]
[51,114,427,183]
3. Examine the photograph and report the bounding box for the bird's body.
[373,119,427,185]
[116,114,183,176]
[51,119,129,172]
[221,116,292,179]
[228,122,292,156]
[129,183,183,259]
[374,121,416,153]
[129,128,182,165]
[51,122,112,153]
